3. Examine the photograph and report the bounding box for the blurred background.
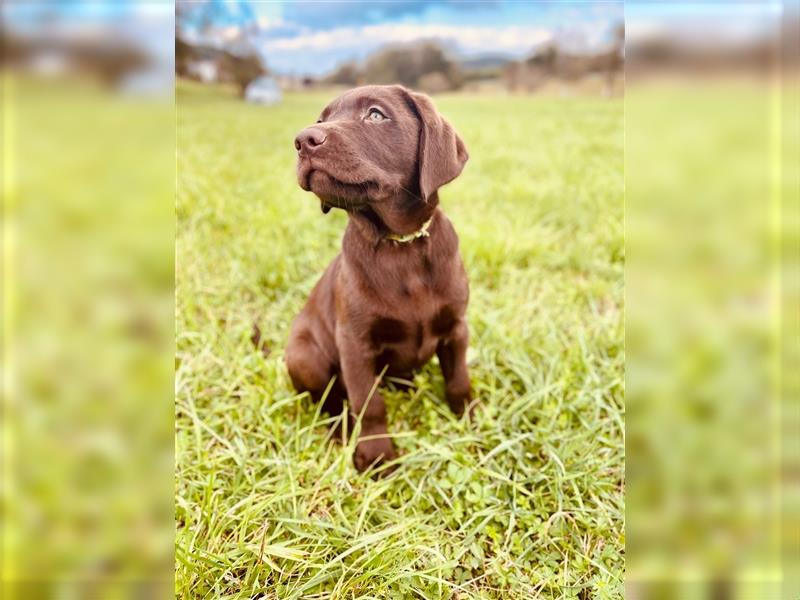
[2,2,175,598]
[1,0,798,598]
[175,0,623,99]
[625,2,796,598]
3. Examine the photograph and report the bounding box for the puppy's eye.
[316,118,323,124]
[366,108,386,122]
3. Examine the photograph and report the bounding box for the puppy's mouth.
[298,163,376,212]
[300,166,372,193]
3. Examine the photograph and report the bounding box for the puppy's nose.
[294,127,327,154]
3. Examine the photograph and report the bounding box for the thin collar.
[384,216,433,244]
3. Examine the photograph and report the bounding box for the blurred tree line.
[504,24,624,95]
[326,42,462,94]
[1,24,151,88]
[325,32,625,95]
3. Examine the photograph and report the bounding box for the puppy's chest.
[379,254,452,318]
[364,259,462,364]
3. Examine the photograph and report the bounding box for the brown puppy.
[286,85,471,473]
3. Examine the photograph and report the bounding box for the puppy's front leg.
[436,320,473,418]
[338,331,397,473]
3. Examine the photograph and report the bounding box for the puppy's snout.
[294,127,327,154]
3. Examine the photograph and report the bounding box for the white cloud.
[257,15,285,31]
[132,3,173,19]
[219,25,242,41]
[263,23,554,56]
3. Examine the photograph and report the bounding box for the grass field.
[176,80,624,599]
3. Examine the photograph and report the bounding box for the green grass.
[176,80,624,599]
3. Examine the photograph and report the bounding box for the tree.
[175,35,194,77]
[418,71,451,94]
[218,51,267,97]
[326,61,361,86]
[363,42,462,91]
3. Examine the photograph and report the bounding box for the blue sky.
[178,1,623,76]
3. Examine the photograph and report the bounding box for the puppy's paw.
[447,387,475,420]
[354,436,397,475]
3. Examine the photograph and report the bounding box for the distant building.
[245,76,282,105]
[187,59,218,83]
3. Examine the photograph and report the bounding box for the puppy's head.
[294,85,468,214]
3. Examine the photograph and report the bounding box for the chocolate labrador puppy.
[286,85,472,473]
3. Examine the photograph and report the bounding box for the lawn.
[175,80,624,599]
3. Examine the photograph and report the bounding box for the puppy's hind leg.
[285,328,345,419]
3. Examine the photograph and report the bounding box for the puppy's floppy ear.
[402,88,468,202]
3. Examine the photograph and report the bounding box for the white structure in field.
[188,60,219,83]
[245,76,282,105]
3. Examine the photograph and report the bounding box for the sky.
[178,1,624,76]
[4,1,781,80]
